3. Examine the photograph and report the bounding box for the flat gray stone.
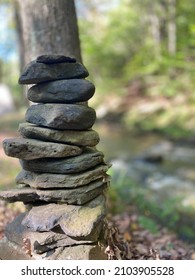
[25,103,96,130]
[0,238,107,260]
[16,164,110,189]
[28,79,95,103]
[42,244,107,260]
[5,213,93,254]
[22,195,106,240]
[19,123,100,146]
[3,138,82,160]
[0,179,108,204]
[20,148,104,174]
[19,60,88,84]
[36,55,76,64]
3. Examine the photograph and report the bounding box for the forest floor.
[107,209,195,260]
[1,200,195,260]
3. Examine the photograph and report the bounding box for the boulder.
[28,79,95,103]
[19,123,100,146]
[19,60,88,84]
[25,103,96,130]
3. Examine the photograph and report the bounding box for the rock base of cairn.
[0,55,110,260]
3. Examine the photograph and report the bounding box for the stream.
[94,122,195,241]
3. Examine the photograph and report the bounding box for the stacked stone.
[0,55,110,260]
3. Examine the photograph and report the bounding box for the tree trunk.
[149,13,161,59]
[167,0,176,55]
[13,0,29,106]
[17,0,82,65]
[14,0,25,72]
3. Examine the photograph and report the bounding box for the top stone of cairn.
[19,55,88,84]
[36,55,76,64]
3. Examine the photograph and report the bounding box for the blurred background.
[0,0,195,252]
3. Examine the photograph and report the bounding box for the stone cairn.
[0,55,110,260]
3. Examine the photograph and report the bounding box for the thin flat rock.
[41,244,107,260]
[19,123,100,146]
[0,179,108,204]
[22,194,106,240]
[20,148,104,174]
[5,213,93,254]
[16,164,110,189]
[19,60,88,84]
[28,79,95,103]
[3,138,82,160]
[36,55,76,64]
[25,103,96,130]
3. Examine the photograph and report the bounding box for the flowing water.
[94,122,195,241]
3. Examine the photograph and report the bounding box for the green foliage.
[138,215,159,234]
[79,0,195,137]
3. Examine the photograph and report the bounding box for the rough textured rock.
[20,148,104,174]
[25,103,96,130]
[22,195,106,240]
[16,164,110,189]
[0,180,108,204]
[19,123,100,146]
[19,60,88,84]
[42,244,107,260]
[3,138,82,160]
[5,213,93,254]
[0,237,33,260]
[36,55,76,64]
[28,79,95,103]
[0,237,107,260]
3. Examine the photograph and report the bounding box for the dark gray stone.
[19,60,88,84]
[22,195,106,240]
[5,213,93,254]
[42,244,107,260]
[0,179,108,204]
[36,55,76,64]
[25,103,96,130]
[20,148,104,174]
[0,237,107,260]
[16,164,110,189]
[19,123,100,146]
[3,138,82,160]
[28,79,95,103]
